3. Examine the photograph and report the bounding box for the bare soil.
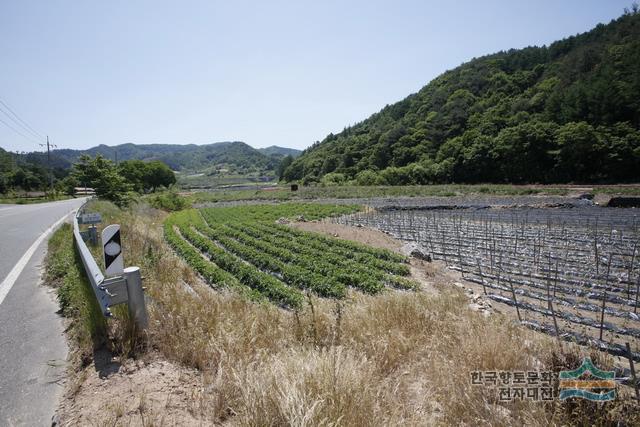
[57,351,210,426]
[292,221,403,252]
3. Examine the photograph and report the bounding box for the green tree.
[118,159,147,192]
[554,122,601,182]
[143,160,176,191]
[380,166,413,185]
[72,155,132,206]
[276,155,294,181]
[0,173,8,194]
[492,121,558,182]
[355,170,382,186]
[282,160,304,182]
[10,168,44,191]
[57,175,80,196]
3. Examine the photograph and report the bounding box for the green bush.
[320,172,347,186]
[355,170,384,186]
[149,191,189,211]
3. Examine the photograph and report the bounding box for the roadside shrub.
[149,191,189,211]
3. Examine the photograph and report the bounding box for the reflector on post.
[102,224,124,276]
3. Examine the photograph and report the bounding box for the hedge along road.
[0,197,87,426]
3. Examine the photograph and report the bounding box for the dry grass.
[64,200,639,426]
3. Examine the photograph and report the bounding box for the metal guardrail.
[73,202,148,329]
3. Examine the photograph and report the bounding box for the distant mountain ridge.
[257,146,302,158]
[7,141,301,174]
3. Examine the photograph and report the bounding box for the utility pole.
[39,136,57,195]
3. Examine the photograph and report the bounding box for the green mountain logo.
[558,358,616,401]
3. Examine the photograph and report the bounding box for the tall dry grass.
[87,200,639,426]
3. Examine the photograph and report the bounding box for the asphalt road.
[0,198,87,426]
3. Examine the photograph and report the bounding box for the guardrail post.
[89,225,98,246]
[123,266,149,330]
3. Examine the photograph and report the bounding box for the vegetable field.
[337,207,640,360]
[164,203,415,309]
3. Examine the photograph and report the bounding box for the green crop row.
[253,222,416,290]
[215,218,411,291]
[171,210,304,308]
[163,215,263,301]
[200,205,408,269]
[165,204,418,307]
[200,205,415,289]
[198,215,391,294]
[247,221,410,276]
[193,220,347,298]
[204,204,407,264]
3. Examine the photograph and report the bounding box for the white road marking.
[0,213,72,306]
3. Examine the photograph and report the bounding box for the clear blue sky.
[0,0,632,153]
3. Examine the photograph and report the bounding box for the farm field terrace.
[164,203,416,309]
[337,206,640,360]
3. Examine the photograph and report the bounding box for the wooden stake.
[476,258,487,295]
[628,241,637,300]
[553,259,559,299]
[625,342,640,401]
[635,274,639,315]
[599,255,613,341]
[546,253,560,337]
[508,273,522,322]
[594,219,599,276]
[441,229,448,265]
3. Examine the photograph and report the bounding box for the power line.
[0,98,45,141]
[0,115,41,146]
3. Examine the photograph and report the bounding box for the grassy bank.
[45,223,107,365]
[45,219,147,368]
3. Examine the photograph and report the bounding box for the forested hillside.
[0,146,69,193]
[284,10,640,185]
